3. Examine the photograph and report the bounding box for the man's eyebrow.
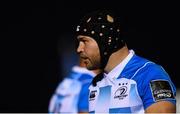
[77,37,85,40]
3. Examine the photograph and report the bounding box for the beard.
[84,57,101,70]
[80,53,101,70]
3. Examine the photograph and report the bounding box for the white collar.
[72,65,96,77]
[104,50,135,80]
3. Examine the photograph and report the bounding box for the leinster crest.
[114,86,128,100]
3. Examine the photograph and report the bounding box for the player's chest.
[89,78,140,109]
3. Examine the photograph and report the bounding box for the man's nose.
[77,42,84,53]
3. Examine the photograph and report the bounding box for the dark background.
[1,0,179,112]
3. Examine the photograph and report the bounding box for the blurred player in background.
[48,57,100,113]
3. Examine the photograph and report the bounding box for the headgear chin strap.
[76,9,126,69]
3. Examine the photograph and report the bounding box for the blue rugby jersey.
[89,50,176,113]
[49,66,95,114]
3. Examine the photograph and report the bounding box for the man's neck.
[104,46,129,73]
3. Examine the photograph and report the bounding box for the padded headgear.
[76,9,127,69]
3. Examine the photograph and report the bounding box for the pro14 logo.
[114,86,128,100]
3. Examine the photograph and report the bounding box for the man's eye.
[82,40,88,43]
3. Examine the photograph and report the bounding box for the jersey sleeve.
[137,64,176,110]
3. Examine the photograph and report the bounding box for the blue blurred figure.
[48,58,100,113]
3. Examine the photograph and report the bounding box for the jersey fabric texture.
[49,66,96,114]
[89,50,176,113]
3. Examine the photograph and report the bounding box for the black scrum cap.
[76,9,127,69]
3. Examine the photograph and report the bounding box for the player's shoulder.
[129,56,173,86]
[72,65,94,78]
[133,56,168,79]
[119,55,154,78]
[120,54,169,80]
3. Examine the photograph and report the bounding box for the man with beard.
[75,9,176,113]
